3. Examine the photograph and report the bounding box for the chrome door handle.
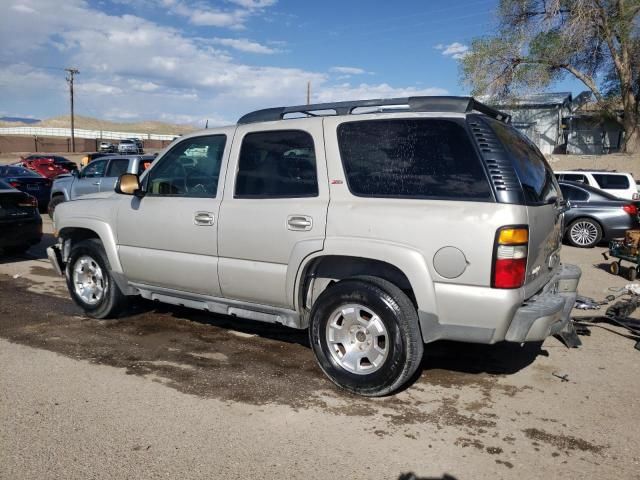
[194,211,215,226]
[92,182,101,185]
[287,215,312,231]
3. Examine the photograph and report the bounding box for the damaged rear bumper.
[505,264,581,343]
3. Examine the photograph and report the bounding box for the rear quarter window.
[487,119,559,205]
[337,119,492,201]
[592,174,630,190]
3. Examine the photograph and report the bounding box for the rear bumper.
[0,217,42,248]
[504,264,581,342]
[418,264,581,344]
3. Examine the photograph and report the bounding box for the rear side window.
[488,120,558,205]
[337,119,492,200]
[563,173,588,184]
[106,159,129,177]
[592,174,630,190]
[235,130,318,198]
[559,184,589,201]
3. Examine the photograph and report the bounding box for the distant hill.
[0,116,40,124]
[0,114,196,135]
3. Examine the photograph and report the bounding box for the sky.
[0,0,584,127]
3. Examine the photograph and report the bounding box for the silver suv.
[48,96,580,396]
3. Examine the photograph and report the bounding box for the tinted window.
[559,184,589,201]
[81,160,107,178]
[489,120,559,205]
[146,135,226,198]
[337,119,491,200]
[563,173,588,184]
[235,130,318,198]
[592,174,630,190]
[106,159,129,177]
[0,166,41,177]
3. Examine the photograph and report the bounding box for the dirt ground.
[0,218,639,480]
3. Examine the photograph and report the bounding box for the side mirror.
[115,173,144,197]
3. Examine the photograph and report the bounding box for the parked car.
[128,137,144,153]
[48,155,155,217]
[99,141,116,153]
[80,152,116,168]
[19,157,70,179]
[48,96,580,396]
[0,179,42,254]
[558,180,639,248]
[0,165,51,211]
[22,154,77,173]
[555,170,638,200]
[118,139,139,154]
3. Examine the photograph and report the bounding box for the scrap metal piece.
[554,321,582,348]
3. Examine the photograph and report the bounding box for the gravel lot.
[1,217,639,480]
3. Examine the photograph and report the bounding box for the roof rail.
[237,96,511,125]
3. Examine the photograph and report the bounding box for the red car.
[18,157,70,179]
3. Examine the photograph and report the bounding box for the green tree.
[462,0,640,153]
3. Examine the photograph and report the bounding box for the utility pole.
[306,81,311,105]
[65,68,79,152]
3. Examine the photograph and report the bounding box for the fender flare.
[58,218,123,273]
[291,237,438,316]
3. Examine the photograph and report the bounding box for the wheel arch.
[58,221,123,273]
[293,240,437,322]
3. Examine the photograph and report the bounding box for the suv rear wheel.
[309,276,423,396]
[65,239,127,318]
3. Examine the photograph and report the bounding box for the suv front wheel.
[65,239,128,318]
[309,276,424,396]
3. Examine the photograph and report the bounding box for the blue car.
[0,165,52,212]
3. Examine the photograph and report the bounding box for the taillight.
[9,180,21,188]
[17,195,38,208]
[623,204,638,216]
[493,227,529,289]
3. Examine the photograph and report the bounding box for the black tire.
[48,195,65,219]
[566,218,602,248]
[65,239,128,319]
[309,276,424,396]
[610,262,620,276]
[627,267,637,281]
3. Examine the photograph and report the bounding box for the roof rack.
[237,96,511,125]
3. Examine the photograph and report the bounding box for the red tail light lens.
[9,181,21,188]
[623,204,638,216]
[493,227,529,289]
[17,195,38,208]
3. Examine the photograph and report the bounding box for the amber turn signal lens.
[498,228,528,245]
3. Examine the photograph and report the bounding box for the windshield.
[0,166,42,177]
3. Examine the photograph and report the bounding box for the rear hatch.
[480,119,564,294]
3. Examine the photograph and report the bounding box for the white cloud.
[438,42,469,60]
[330,66,367,75]
[228,0,277,8]
[314,83,449,104]
[11,4,37,14]
[212,37,277,54]
[165,0,276,29]
[0,0,448,127]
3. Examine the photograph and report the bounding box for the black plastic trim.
[238,96,511,124]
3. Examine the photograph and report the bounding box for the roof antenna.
[306,81,311,105]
